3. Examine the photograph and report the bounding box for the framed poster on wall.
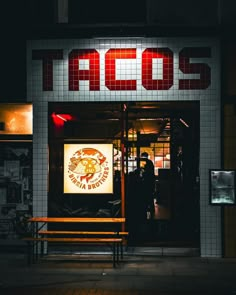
[209,169,236,205]
[64,143,113,194]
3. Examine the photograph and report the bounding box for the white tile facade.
[27,38,221,257]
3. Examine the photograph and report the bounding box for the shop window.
[0,104,33,242]
[113,119,171,175]
[0,104,32,135]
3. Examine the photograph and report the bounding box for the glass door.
[112,102,200,247]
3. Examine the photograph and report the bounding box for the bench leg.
[112,243,120,267]
[33,240,41,263]
[116,243,119,264]
[112,243,116,267]
[120,241,123,260]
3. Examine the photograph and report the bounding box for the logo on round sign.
[68,147,109,191]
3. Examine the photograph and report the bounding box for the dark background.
[1,0,236,101]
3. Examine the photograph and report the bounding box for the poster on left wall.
[0,144,32,240]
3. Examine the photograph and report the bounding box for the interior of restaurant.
[48,101,200,247]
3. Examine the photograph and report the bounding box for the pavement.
[0,247,236,295]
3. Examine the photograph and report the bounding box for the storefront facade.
[27,37,221,257]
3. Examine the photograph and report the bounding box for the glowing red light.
[51,113,73,126]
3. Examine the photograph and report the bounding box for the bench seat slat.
[38,230,128,235]
[22,237,122,242]
[28,217,125,223]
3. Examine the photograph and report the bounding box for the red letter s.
[179,47,211,90]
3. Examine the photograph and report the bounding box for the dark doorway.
[48,101,200,248]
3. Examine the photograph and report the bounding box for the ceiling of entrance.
[50,101,198,139]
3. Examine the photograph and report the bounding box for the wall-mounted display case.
[209,169,235,205]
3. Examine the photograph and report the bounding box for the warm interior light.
[165,153,171,160]
[138,118,160,121]
[0,104,32,135]
[180,118,189,128]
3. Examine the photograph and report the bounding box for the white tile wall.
[27,37,221,257]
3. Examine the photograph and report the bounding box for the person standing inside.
[140,152,155,219]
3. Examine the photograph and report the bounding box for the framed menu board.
[209,170,236,205]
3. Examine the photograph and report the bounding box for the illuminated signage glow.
[64,144,113,194]
[32,47,211,92]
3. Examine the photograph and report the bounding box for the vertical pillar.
[56,0,68,23]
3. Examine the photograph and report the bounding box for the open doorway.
[48,101,200,248]
[123,102,200,247]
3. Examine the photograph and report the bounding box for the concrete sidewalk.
[0,249,236,294]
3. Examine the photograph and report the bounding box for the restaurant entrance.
[49,101,200,248]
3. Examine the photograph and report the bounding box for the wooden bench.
[37,230,128,260]
[23,217,128,268]
[22,236,123,267]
